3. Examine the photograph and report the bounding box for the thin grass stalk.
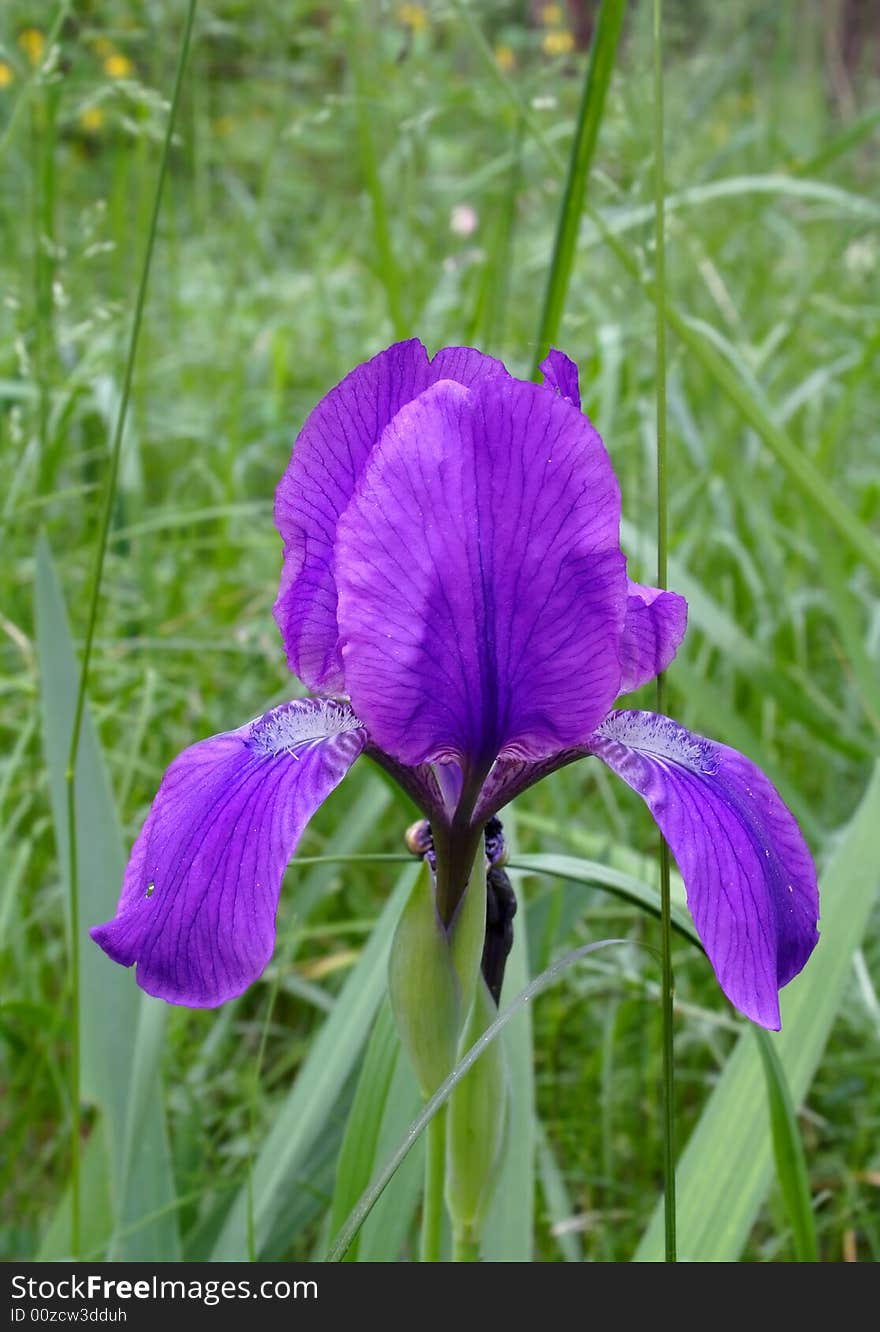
[652,0,676,1264]
[62,0,198,1257]
[529,0,627,377]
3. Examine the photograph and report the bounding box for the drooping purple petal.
[335,376,627,773]
[540,348,581,409]
[274,340,506,693]
[590,709,819,1029]
[619,580,688,694]
[91,700,365,1007]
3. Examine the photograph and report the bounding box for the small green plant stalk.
[389,833,506,1260]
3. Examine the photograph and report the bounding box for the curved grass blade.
[509,852,699,948]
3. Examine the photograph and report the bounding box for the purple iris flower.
[91,341,819,1030]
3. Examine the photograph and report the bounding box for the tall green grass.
[3,0,879,1261]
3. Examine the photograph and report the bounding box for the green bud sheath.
[447,852,488,1021]
[446,974,507,1233]
[388,863,462,1098]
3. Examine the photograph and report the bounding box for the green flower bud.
[388,863,462,1098]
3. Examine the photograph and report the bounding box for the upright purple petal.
[590,709,819,1029]
[540,349,581,408]
[619,580,688,694]
[335,376,627,773]
[274,341,505,693]
[91,700,365,1007]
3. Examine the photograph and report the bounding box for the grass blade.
[537,1120,584,1262]
[357,1041,423,1261]
[328,999,399,1261]
[210,862,419,1260]
[754,1028,818,1262]
[531,0,627,374]
[35,539,179,1259]
[597,224,880,582]
[510,852,699,948]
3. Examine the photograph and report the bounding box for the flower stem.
[420,1105,447,1262]
[653,0,677,1264]
[452,1224,479,1262]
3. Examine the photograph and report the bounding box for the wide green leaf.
[34,537,179,1260]
[211,861,418,1260]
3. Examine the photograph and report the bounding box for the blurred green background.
[1,0,878,1262]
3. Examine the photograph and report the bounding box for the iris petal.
[540,348,581,408]
[619,580,688,694]
[590,709,819,1029]
[274,340,505,693]
[335,375,627,771]
[90,700,365,1006]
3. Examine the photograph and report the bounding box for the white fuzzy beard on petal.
[248,698,363,757]
[596,711,719,776]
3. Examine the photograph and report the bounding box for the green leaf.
[329,1000,399,1261]
[34,538,179,1261]
[602,235,880,582]
[510,852,699,948]
[754,1028,818,1262]
[38,1123,113,1260]
[356,1030,423,1262]
[531,0,627,372]
[389,864,462,1098]
[536,1120,583,1262]
[635,763,880,1260]
[211,861,418,1260]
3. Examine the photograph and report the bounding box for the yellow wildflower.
[398,3,428,32]
[494,44,516,73]
[540,3,564,25]
[79,106,105,133]
[18,28,45,65]
[0,61,14,89]
[104,52,133,79]
[542,29,574,56]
